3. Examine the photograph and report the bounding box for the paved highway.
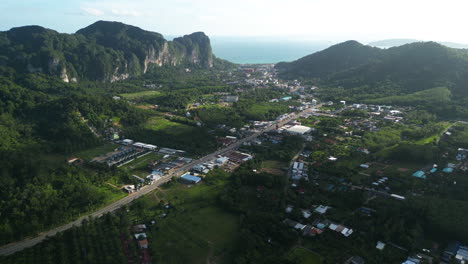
[0,106,318,256]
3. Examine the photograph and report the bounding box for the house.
[302,226,323,237]
[443,241,461,261]
[134,233,147,240]
[376,241,386,250]
[347,256,365,264]
[216,157,229,165]
[224,95,239,103]
[67,157,83,165]
[123,185,136,193]
[192,164,205,173]
[281,96,292,101]
[122,139,134,145]
[178,157,193,163]
[133,224,147,232]
[456,245,468,262]
[302,210,312,219]
[138,238,149,249]
[342,228,354,237]
[402,257,422,264]
[412,170,426,179]
[147,173,162,184]
[390,194,406,200]
[360,164,370,169]
[314,205,330,214]
[294,223,306,230]
[442,168,454,173]
[180,174,202,184]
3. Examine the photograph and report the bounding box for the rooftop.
[286,125,312,135]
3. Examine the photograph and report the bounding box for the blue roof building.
[412,170,426,179]
[443,168,454,173]
[180,174,201,184]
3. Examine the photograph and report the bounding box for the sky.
[1,0,468,43]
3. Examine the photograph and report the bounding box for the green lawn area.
[414,122,453,145]
[132,114,217,156]
[260,160,288,175]
[98,184,126,203]
[196,104,228,109]
[72,143,118,160]
[111,116,121,124]
[137,182,240,264]
[120,90,162,100]
[287,247,323,264]
[145,116,195,134]
[262,160,288,169]
[242,102,289,120]
[120,152,162,171]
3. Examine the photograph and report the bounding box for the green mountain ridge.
[0,21,215,82]
[276,41,468,98]
[275,40,384,79]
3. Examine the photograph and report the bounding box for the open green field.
[120,90,162,100]
[261,160,288,175]
[242,102,289,120]
[414,122,453,145]
[145,116,195,134]
[73,143,118,160]
[287,247,323,264]
[136,182,240,264]
[120,152,162,171]
[111,116,121,124]
[98,184,127,203]
[129,114,216,156]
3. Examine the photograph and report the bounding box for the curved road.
[0,107,316,256]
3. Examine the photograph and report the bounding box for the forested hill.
[276,41,468,98]
[275,40,384,79]
[0,21,215,82]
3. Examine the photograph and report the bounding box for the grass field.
[120,91,162,100]
[242,102,289,120]
[261,160,288,175]
[73,143,118,160]
[287,247,323,264]
[120,152,162,171]
[136,182,240,264]
[414,122,453,145]
[145,116,195,134]
[98,184,127,203]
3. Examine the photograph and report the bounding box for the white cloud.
[80,7,104,16]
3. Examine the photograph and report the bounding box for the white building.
[286,125,312,135]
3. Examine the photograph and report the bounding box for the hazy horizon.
[2,0,468,43]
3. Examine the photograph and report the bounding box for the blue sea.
[210,37,336,64]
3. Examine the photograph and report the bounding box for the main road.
[0,106,319,256]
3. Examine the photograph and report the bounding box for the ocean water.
[210,37,336,64]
